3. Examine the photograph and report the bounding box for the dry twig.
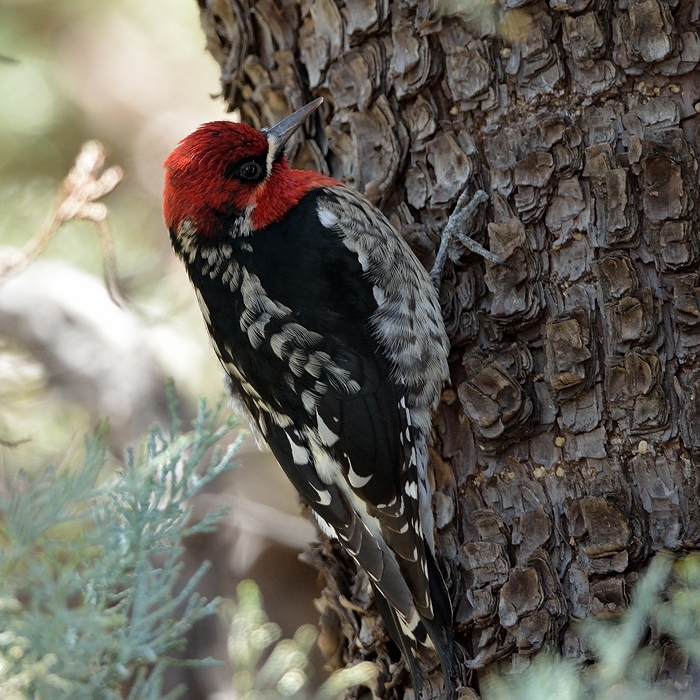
[0,140,125,304]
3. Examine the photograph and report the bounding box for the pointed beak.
[263,97,324,161]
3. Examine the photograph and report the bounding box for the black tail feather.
[421,548,455,699]
[371,583,423,698]
[371,556,455,700]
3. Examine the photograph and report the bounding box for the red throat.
[249,165,341,230]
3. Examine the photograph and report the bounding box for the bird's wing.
[196,188,436,621]
[186,184,453,692]
[190,185,432,617]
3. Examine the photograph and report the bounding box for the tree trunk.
[195,0,700,695]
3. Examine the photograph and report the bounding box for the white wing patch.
[313,512,337,539]
[195,288,211,324]
[316,412,339,446]
[312,485,332,506]
[199,242,233,279]
[239,269,293,345]
[340,233,370,272]
[318,207,338,229]
[286,432,309,465]
[221,260,241,290]
[348,463,372,488]
[405,481,418,499]
[305,430,343,485]
[372,285,386,306]
[302,389,320,413]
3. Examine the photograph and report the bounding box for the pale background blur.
[0,1,320,694]
[1,0,225,455]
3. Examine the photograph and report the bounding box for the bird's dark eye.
[238,161,264,181]
[224,155,267,182]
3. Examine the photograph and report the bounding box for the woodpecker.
[163,98,454,698]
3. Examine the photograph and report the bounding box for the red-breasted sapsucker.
[163,98,454,698]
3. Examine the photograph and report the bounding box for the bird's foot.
[430,189,500,288]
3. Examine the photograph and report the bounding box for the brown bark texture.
[195,0,700,695]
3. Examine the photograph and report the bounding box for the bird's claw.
[430,189,502,288]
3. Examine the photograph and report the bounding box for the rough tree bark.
[195,0,700,696]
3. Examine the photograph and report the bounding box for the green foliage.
[655,555,700,669]
[0,397,240,700]
[225,580,376,700]
[482,554,699,700]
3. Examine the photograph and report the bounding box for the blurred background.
[0,0,225,455]
[0,0,320,696]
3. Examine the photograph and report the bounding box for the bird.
[163,97,454,698]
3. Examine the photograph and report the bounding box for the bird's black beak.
[263,97,323,161]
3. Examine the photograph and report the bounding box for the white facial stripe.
[265,139,277,178]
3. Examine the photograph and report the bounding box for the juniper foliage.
[0,396,240,700]
[224,579,376,700]
[483,554,700,700]
[1,390,698,700]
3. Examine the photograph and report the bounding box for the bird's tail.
[371,585,424,697]
[371,553,454,699]
[421,548,455,698]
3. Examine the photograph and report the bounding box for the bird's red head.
[163,99,339,238]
